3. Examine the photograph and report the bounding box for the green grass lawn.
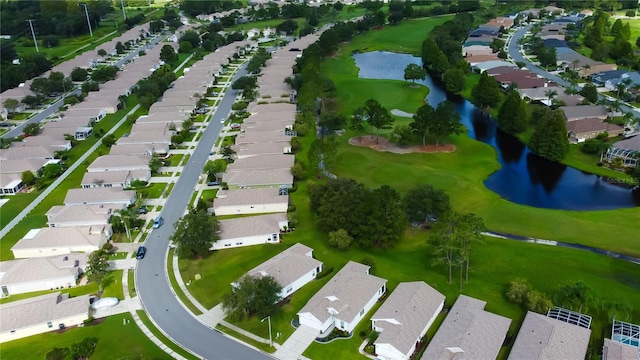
[137,183,166,199]
[0,313,169,360]
[101,270,124,300]
[168,154,184,166]
[200,189,219,202]
[135,310,198,360]
[167,249,202,315]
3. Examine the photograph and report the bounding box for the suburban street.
[1,32,165,139]
[135,65,273,360]
[507,23,640,116]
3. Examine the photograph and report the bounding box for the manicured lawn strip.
[0,313,169,360]
[128,268,136,298]
[562,145,637,181]
[135,310,199,360]
[138,183,166,199]
[200,189,219,202]
[101,270,125,300]
[165,183,175,196]
[168,153,184,166]
[215,323,274,354]
[167,248,203,315]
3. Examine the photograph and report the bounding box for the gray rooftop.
[421,294,511,360]
[218,213,288,240]
[298,261,387,326]
[508,311,591,360]
[0,292,89,332]
[226,154,294,171]
[46,204,123,226]
[613,135,640,151]
[11,225,111,252]
[64,188,135,205]
[602,338,638,360]
[214,188,288,208]
[562,105,608,121]
[222,168,293,187]
[232,143,292,158]
[244,243,322,291]
[0,253,88,286]
[87,154,149,171]
[372,281,446,357]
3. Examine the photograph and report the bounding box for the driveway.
[273,325,319,360]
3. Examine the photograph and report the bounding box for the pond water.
[352,51,639,210]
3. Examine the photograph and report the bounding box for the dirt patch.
[349,136,455,154]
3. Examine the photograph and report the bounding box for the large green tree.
[86,250,110,287]
[442,68,466,94]
[528,109,569,161]
[410,103,435,146]
[359,99,394,143]
[472,71,501,108]
[428,101,464,146]
[497,91,528,134]
[222,275,282,321]
[170,208,220,258]
[404,184,451,223]
[403,63,426,84]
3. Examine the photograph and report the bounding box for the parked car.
[136,246,147,259]
[136,207,148,215]
[207,180,220,186]
[152,216,164,229]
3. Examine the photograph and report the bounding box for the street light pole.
[261,316,272,347]
[120,0,127,20]
[80,3,93,37]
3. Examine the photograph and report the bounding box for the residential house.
[213,188,289,216]
[226,155,295,172]
[605,136,640,168]
[0,173,25,195]
[562,105,608,121]
[81,170,150,188]
[603,320,640,360]
[472,60,517,73]
[518,86,566,103]
[484,17,514,29]
[64,188,136,206]
[508,311,591,360]
[0,253,88,296]
[468,26,499,38]
[11,225,112,259]
[109,143,155,157]
[247,28,260,39]
[87,154,150,173]
[298,261,387,335]
[232,142,293,159]
[592,70,628,86]
[239,243,323,299]
[566,118,624,142]
[234,131,292,145]
[371,282,445,360]
[605,72,640,92]
[556,94,585,107]
[222,168,294,189]
[62,108,107,123]
[46,204,124,228]
[602,338,638,360]
[9,135,72,152]
[420,295,511,360]
[213,213,289,250]
[0,146,54,161]
[466,53,501,65]
[462,45,494,57]
[0,292,90,343]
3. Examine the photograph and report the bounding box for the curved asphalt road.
[136,65,272,360]
[508,23,640,116]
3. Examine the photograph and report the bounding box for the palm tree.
[581,63,591,78]
[572,59,580,72]
[117,208,138,241]
[118,95,127,110]
[544,89,558,104]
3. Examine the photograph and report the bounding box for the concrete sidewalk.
[273,325,318,360]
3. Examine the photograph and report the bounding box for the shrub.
[580,139,610,154]
[231,101,248,111]
[597,132,608,139]
[316,266,334,280]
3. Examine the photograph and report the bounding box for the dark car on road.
[136,246,147,259]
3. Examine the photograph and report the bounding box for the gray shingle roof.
[64,188,135,205]
[222,168,293,187]
[421,295,511,360]
[226,154,294,171]
[244,243,322,291]
[372,282,445,357]
[218,213,288,240]
[602,338,638,360]
[11,225,111,252]
[507,311,591,360]
[0,253,88,285]
[0,292,89,332]
[298,261,387,326]
[562,105,608,121]
[214,188,288,208]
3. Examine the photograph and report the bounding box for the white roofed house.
[10,225,112,259]
[232,142,293,159]
[420,295,511,360]
[0,253,89,296]
[371,282,446,360]
[297,261,387,336]
[238,243,323,300]
[46,204,124,228]
[64,188,136,206]
[507,311,591,360]
[213,188,289,216]
[213,213,289,250]
[81,154,151,188]
[222,168,294,189]
[0,292,90,343]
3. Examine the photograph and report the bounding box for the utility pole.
[120,0,127,20]
[80,3,93,38]
[27,20,39,53]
